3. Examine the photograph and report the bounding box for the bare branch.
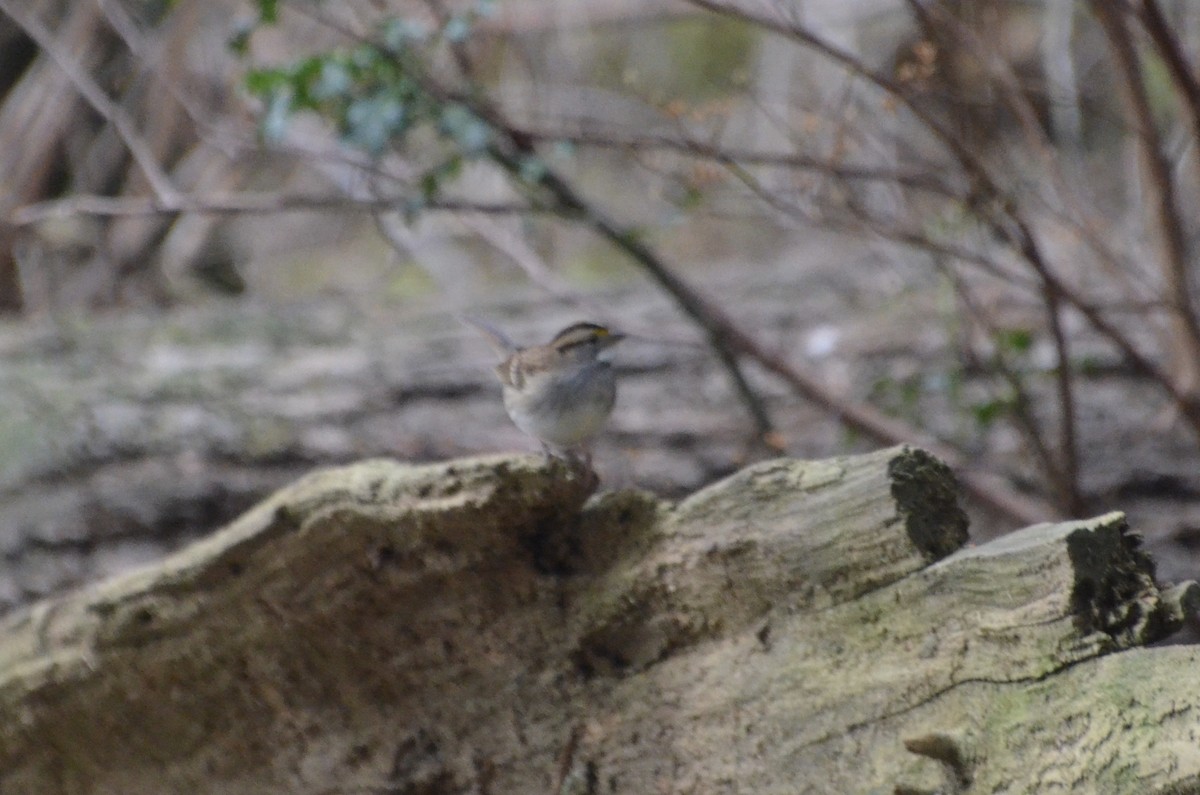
[9,193,535,226]
[741,324,1060,525]
[908,0,1157,304]
[0,0,179,202]
[945,267,1067,498]
[454,213,604,313]
[687,0,1200,438]
[1137,0,1200,192]
[517,128,965,199]
[1092,0,1200,402]
[493,137,1062,521]
[906,1,1089,514]
[493,143,781,443]
[1042,284,1083,514]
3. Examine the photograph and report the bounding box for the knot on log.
[1065,516,1169,645]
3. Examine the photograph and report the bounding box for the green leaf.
[261,88,293,142]
[257,0,278,23]
[313,59,353,100]
[618,227,648,246]
[439,105,491,154]
[1078,355,1103,376]
[443,15,471,43]
[288,56,327,108]
[244,67,285,96]
[419,170,441,199]
[971,398,1011,427]
[435,154,465,181]
[227,23,253,56]
[517,155,546,184]
[351,43,383,70]
[898,376,922,408]
[995,327,1034,354]
[403,196,425,224]
[344,95,406,153]
[551,140,576,160]
[383,18,431,50]
[676,184,704,210]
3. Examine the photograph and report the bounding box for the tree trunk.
[0,445,1194,794]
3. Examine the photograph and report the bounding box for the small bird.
[466,318,625,465]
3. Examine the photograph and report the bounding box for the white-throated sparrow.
[466,318,625,463]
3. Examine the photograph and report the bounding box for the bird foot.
[541,444,599,485]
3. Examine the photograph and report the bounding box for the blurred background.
[3,0,1200,633]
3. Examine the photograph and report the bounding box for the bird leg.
[539,442,596,475]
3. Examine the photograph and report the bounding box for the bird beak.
[596,331,625,361]
[601,331,626,347]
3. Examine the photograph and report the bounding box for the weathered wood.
[0,446,1193,794]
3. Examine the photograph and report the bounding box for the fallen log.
[0,446,1195,794]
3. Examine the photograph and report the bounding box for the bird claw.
[541,444,598,483]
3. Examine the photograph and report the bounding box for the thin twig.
[721,153,1043,294]
[0,0,179,202]
[944,267,1066,497]
[1137,0,1200,193]
[687,0,1200,436]
[907,0,1158,304]
[456,212,603,312]
[1041,281,1083,515]
[287,0,778,444]
[907,0,1087,514]
[278,0,1057,522]
[1092,0,1200,392]
[517,128,964,198]
[551,723,585,795]
[9,193,536,226]
[492,143,780,443]
[738,322,1059,525]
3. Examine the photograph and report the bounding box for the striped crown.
[549,322,615,350]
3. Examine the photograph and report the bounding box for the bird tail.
[459,314,518,357]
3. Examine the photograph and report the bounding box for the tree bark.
[0,445,1194,794]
